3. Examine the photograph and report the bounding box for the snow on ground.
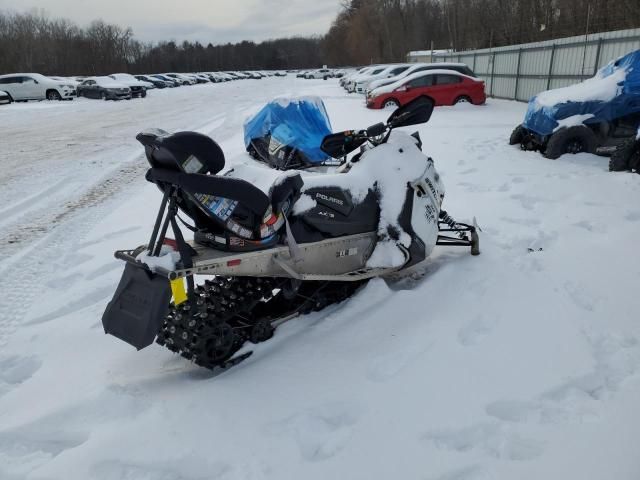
[1,77,640,480]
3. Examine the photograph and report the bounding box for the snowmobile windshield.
[522,49,640,136]
[243,96,333,164]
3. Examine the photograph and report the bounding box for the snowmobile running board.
[114,232,402,282]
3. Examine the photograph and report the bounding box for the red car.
[367,70,486,109]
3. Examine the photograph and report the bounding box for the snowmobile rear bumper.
[101,262,172,350]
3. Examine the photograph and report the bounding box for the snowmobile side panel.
[115,232,385,281]
[102,263,172,350]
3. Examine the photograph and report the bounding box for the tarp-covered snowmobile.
[102,97,480,373]
[244,96,335,169]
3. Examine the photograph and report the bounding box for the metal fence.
[431,28,640,102]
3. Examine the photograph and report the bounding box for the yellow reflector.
[170,278,188,305]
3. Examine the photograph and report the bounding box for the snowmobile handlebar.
[321,96,434,159]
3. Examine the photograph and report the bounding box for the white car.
[340,67,368,86]
[345,66,388,92]
[354,64,412,93]
[0,73,76,101]
[165,73,197,85]
[305,69,332,80]
[0,90,11,105]
[366,62,477,94]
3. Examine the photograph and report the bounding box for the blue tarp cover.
[523,50,640,136]
[244,97,333,164]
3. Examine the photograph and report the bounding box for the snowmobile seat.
[137,129,302,252]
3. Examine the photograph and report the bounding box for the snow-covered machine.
[510,50,640,160]
[244,97,335,169]
[102,97,480,372]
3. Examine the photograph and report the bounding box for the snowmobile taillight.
[163,238,178,251]
[227,259,242,267]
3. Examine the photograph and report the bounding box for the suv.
[305,69,332,80]
[0,73,76,101]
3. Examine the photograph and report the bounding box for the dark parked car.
[135,75,169,88]
[77,77,131,100]
[150,74,180,87]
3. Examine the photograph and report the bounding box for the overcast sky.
[0,0,343,44]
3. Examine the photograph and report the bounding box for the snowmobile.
[102,97,480,372]
[244,97,337,170]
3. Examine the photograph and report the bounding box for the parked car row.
[339,62,486,109]
[0,70,290,104]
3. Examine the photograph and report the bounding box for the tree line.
[1,1,639,75]
[0,11,323,75]
[323,0,640,65]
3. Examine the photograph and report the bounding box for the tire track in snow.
[0,111,230,347]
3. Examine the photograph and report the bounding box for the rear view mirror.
[321,131,367,158]
[366,123,386,137]
[387,96,434,128]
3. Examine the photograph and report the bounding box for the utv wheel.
[101,92,107,100]
[46,90,62,101]
[509,125,525,145]
[383,98,400,109]
[141,90,147,98]
[454,95,471,105]
[610,137,640,172]
[544,125,597,159]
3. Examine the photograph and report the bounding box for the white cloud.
[0,0,342,43]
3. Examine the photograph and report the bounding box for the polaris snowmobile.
[244,96,337,170]
[102,97,480,372]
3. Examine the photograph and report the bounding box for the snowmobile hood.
[522,49,640,136]
[243,96,333,164]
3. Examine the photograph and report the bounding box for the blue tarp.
[244,97,333,164]
[523,50,640,136]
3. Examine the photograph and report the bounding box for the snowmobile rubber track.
[156,276,366,371]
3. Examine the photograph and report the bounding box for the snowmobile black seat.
[136,129,302,252]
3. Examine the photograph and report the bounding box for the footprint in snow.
[426,465,492,480]
[572,220,607,234]
[563,281,600,312]
[457,315,494,347]
[624,211,640,222]
[0,355,42,399]
[265,402,360,462]
[485,332,640,426]
[91,460,229,480]
[0,354,42,386]
[423,422,544,461]
[366,345,430,382]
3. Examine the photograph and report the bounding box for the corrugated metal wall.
[430,28,640,102]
